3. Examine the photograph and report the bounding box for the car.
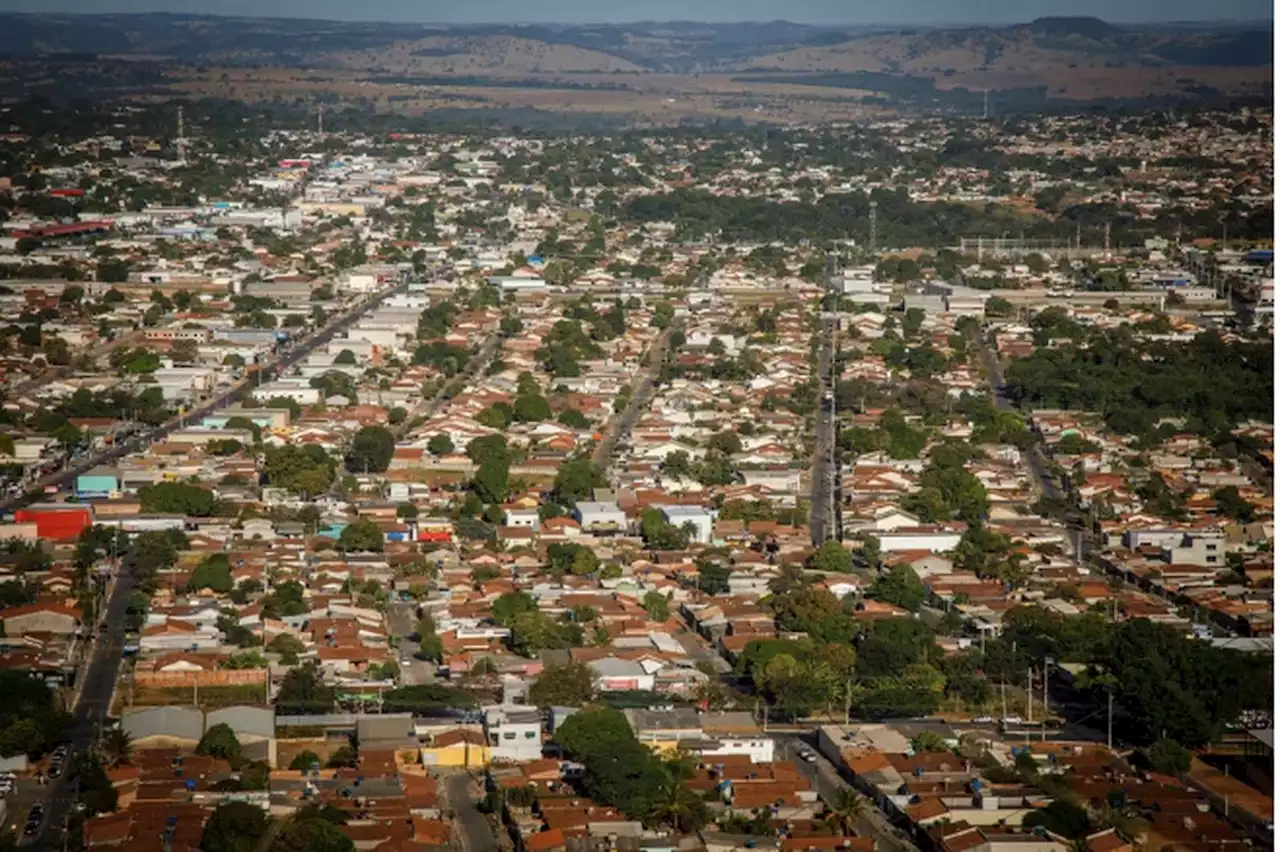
[800,751,818,763]
[971,715,994,724]
[1001,715,1024,725]
[23,823,38,837]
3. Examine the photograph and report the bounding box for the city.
[0,10,1270,852]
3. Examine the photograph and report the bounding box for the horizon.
[0,0,1271,25]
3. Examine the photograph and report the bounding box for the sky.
[0,0,1272,24]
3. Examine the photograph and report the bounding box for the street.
[22,559,137,849]
[593,322,680,471]
[809,314,838,545]
[442,771,497,852]
[385,599,437,686]
[777,735,916,852]
[393,331,503,441]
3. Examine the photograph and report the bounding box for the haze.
[0,0,1272,24]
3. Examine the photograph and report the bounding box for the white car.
[971,715,994,724]
[1001,715,1024,725]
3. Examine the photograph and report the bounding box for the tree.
[137,481,218,516]
[189,554,234,593]
[97,259,130,283]
[99,727,133,769]
[268,633,306,665]
[642,591,670,622]
[513,394,552,423]
[466,434,509,466]
[78,754,118,816]
[552,458,604,507]
[333,349,358,365]
[346,426,395,473]
[427,434,454,456]
[491,591,538,626]
[472,458,510,504]
[825,789,871,836]
[1146,737,1191,775]
[201,800,274,852]
[867,565,927,612]
[270,814,355,852]
[809,540,852,573]
[197,723,242,763]
[338,518,384,553]
[276,662,335,714]
[528,661,595,707]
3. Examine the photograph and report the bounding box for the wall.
[134,669,269,688]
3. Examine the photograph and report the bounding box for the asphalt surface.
[23,563,136,849]
[593,322,679,471]
[778,736,916,852]
[809,316,837,545]
[393,331,503,441]
[1,279,410,515]
[978,339,1087,562]
[443,771,497,852]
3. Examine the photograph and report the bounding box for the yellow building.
[421,729,490,768]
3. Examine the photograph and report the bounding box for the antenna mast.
[318,104,325,137]
[176,105,186,165]
[982,89,990,120]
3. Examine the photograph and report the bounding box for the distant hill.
[0,12,1269,109]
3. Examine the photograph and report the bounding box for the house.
[656,505,718,544]
[573,502,627,534]
[484,706,543,762]
[421,729,489,768]
[1,601,82,636]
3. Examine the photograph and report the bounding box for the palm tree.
[99,727,133,769]
[825,788,871,836]
[649,774,707,833]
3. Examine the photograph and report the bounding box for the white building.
[483,706,543,762]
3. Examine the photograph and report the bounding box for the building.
[573,502,628,534]
[657,505,718,544]
[1,601,82,636]
[483,706,543,763]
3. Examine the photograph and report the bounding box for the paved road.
[777,736,916,852]
[385,600,436,686]
[442,771,497,852]
[1,280,409,515]
[394,331,503,441]
[23,561,136,849]
[810,316,837,545]
[978,338,1086,561]
[593,322,680,471]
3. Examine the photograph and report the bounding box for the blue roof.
[1245,250,1273,262]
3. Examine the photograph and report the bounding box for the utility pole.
[982,88,990,121]
[868,201,877,256]
[1106,690,1113,751]
[1042,657,1049,742]
[1104,222,1111,256]
[1026,666,1033,722]
[318,104,325,137]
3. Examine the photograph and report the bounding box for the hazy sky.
[0,0,1271,23]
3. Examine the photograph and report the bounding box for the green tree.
[1146,737,1191,775]
[642,591,670,622]
[528,662,595,707]
[201,801,272,852]
[552,458,605,507]
[472,458,510,504]
[197,723,243,764]
[333,349,358,365]
[189,554,234,593]
[338,518,384,553]
[427,434,454,456]
[491,591,538,626]
[866,565,927,612]
[346,425,395,473]
[808,540,852,573]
